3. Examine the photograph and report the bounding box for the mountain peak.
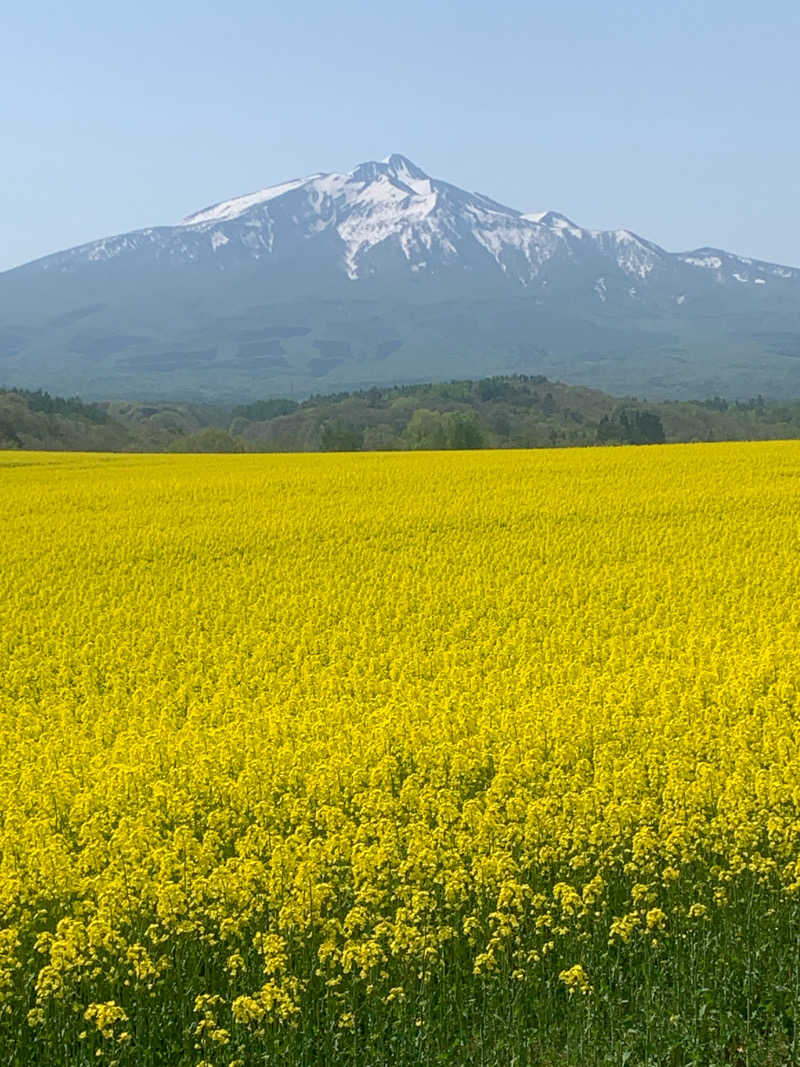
[349,154,430,186]
[382,154,429,180]
[523,210,583,236]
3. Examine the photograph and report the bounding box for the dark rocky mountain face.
[1,153,799,401]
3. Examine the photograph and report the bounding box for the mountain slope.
[2,154,799,400]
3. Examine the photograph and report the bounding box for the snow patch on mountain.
[184,179,309,225]
[587,229,661,280]
[682,254,723,270]
[472,220,559,278]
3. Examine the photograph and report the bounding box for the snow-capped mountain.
[2,154,800,401]
[31,153,800,291]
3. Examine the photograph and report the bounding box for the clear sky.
[3,0,799,271]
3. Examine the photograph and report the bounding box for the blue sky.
[3,0,799,271]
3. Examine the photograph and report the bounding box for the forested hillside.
[2,376,800,452]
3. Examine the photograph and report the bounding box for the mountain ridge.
[22,153,799,284]
[2,154,799,401]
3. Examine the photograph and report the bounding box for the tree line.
[4,375,800,452]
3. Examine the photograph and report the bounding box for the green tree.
[232,398,299,421]
[404,409,449,449]
[169,428,245,453]
[597,407,665,445]
[319,419,363,451]
[446,411,484,449]
[362,425,401,451]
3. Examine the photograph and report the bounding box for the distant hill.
[2,155,800,401]
[3,376,800,453]
[0,388,231,451]
[0,389,134,451]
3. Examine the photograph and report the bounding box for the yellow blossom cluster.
[1,442,800,1060]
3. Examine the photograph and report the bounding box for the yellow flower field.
[2,443,800,1065]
